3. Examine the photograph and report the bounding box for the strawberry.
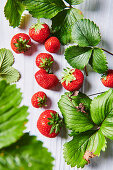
[31,91,47,108]
[36,53,54,71]
[61,68,84,91]
[45,37,60,53]
[11,33,31,53]
[101,69,113,88]
[37,110,62,138]
[29,22,50,43]
[35,69,59,89]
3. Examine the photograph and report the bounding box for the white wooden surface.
[1,0,113,169]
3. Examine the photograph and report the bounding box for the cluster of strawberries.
[11,21,113,138]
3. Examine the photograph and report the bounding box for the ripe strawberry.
[45,37,60,53]
[35,69,59,89]
[101,69,113,88]
[61,68,84,91]
[37,110,62,138]
[11,33,31,53]
[31,91,47,108]
[29,22,50,43]
[36,53,54,71]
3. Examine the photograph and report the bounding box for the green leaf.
[0,80,29,149]
[0,133,54,170]
[101,110,113,140]
[65,46,92,69]
[89,48,108,74]
[72,19,101,47]
[22,0,66,19]
[58,92,94,133]
[65,0,84,5]
[0,49,20,83]
[90,89,113,125]
[4,0,25,28]
[52,8,83,45]
[63,130,106,168]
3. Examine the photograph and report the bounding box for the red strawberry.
[101,69,113,88]
[61,68,84,91]
[35,69,59,89]
[11,33,31,53]
[29,22,50,43]
[36,53,54,71]
[31,91,47,108]
[45,37,60,53]
[37,110,62,138]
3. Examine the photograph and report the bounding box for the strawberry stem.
[88,91,106,97]
[102,48,113,56]
[84,66,88,76]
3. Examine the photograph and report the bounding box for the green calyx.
[101,72,107,80]
[40,58,53,71]
[31,22,44,32]
[48,113,63,134]
[14,38,31,52]
[37,95,47,107]
[61,67,76,86]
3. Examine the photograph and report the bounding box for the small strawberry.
[35,69,59,89]
[29,22,50,43]
[61,68,84,91]
[31,91,47,108]
[37,110,63,138]
[11,33,31,53]
[36,53,54,71]
[45,37,60,53]
[101,69,113,88]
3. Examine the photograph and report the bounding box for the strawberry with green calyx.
[101,69,113,88]
[61,68,84,91]
[11,33,31,53]
[37,110,63,138]
[29,21,50,43]
[31,91,47,108]
[36,53,54,71]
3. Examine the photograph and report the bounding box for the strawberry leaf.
[90,89,113,125]
[64,130,106,168]
[58,92,94,133]
[0,80,29,149]
[58,89,113,168]
[52,8,83,45]
[65,0,84,5]
[0,133,54,170]
[0,49,20,83]
[22,0,66,19]
[100,110,113,140]
[89,48,108,74]
[4,0,25,28]
[72,19,101,47]
[65,46,92,69]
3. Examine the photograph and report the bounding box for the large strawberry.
[11,33,31,53]
[37,110,62,138]
[31,91,47,108]
[45,37,60,53]
[61,68,84,91]
[36,53,54,71]
[35,69,59,89]
[29,22,50,43]
[101,69,113,88]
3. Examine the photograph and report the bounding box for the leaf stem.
[102,48,113,56]
[84,66,88,76]
[88,91,106,97]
